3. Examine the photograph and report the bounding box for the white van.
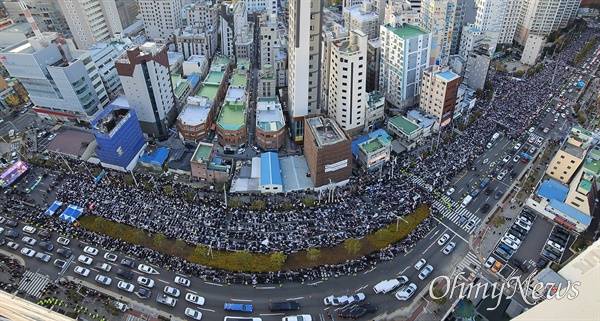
[373,279,401,294]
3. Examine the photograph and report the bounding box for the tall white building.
[515,0,580,45]
[259,15,279,69]
[327,30,368,135]
[321,22,349,117]
[86,38,133,101]
[384,0,421,26]
[176,1,220,60]
[343,1,380,40]
[379,24,431,108]
[220,1,253,61]
[245,0,277,18]
[56,0,119,49]
[138,0,183,40]
[115,42,176,138]
[3,0,69,34]
[287,0,322,142]
[498,0,521,45]
[470,0,507,53]
[1,33,106,120]
[420,0,458,65]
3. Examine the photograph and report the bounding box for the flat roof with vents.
[307,116,348,147]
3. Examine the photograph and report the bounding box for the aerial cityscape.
[0,0,599,320]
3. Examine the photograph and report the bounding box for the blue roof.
[139,147,170,167]
[187,74,201,88]
[44,200,63,216]
[351,135,370,158]
[260,152,283,186]
[437,70,460,82]
[549,199,592,226]
[369,129,392,143]
[537,179,569,202]
[59,204,84,224]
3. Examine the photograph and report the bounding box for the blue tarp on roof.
[260,152,282,186]
[351,135,370,158]
[44,200,63,216]
[187,74,201,89]
[59,204,84,224]
[369,129,392,143]
[139,147,170,167]
[549,199,592,226]
[537,179,569,202]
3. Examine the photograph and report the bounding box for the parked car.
[437,234,450,246]
[395,283,417,301]
[174,275,191,287]
[184,307,202,320]
[137,276,155,288]
[74,266,90,277]
[268,301,299,312]
[442,242,456,255]
[117,281,135,293]
[156,294,177,307]
[34,252,51,262]
[414,258,426,270]
[56,237,70,246]
[373,279,401,294]
[163,286,180,298]
[83,246,98,256]
[418,265,434,280]
[185,293,206,306]
[323,295,349,306]
[95,275,112,286]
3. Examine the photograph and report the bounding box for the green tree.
[163,185,174,196]
[153,233,167,249]
[231,251,253,271]
[129,229,147,244]
[302,197,316,207]
[269,252,287,268]
[193,244,209,258]
[250,199,266,211]
[343,238,362,256]
[306,248,321,261]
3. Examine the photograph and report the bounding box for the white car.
[22,236,37,246]
[512,155,520,162]
[373,279,401,294]
[138,263,159,274]
[518,216,532,226]
[104,252,117,262]
[528,127,535,133]
[56,237,70,246]
[323,295,349,306]
[97,263,112,272]
[20,247,36,257]
[445,187,455,196]
[185,292,206,305]
[282,315,312,321]
[22,225,37,234]
[395,283,417,301]
[163,285,180,298]
[515,220,531,232]
[501,237,519,251]
[95,274,112,286]
[35,252,51,262]
[74,266,90,277]
[484,256,496,269]
[514,143,522,150]
[184,307,202,320]
[346,293,366,305]
[83,246,98,256]
[504,233,522,244]
[77,255,93,265]
[418,265,434,280]
[442,242,456,255]
[117,281,135,293]
[502,155,511,163]
[437,233,450,246]
[174,275,191,287]
[414,258,426,270]
[496,172,506,180]
[137,276,155,288]
[547,240,565,252]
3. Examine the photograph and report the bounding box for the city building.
[259,13,279,69]
[356,132,392,170]
[220,1,254,61]
[420,0,458,65]
[520,34,545,65]
[420,66,461,127]
[384,0,421,26]
[257,64,276,98]
[379,23,431,109]
[321,21,349,117]
[190,142,230,183]
[546,126,594,185]
[343,2,380,40]
[287,0,322,142]
[90,100,146,171]
[87,38,133,101]
[366,38,381,92]
[259,151,283,193]
[115,42,176,138]
[387,111,436,150]
[365,91,385,132]
[245,0,278,17]
[216,67,248,146]
[1,33,106,121]
[458,24,482,60]
[304,116,352,187]
[255,97,286,150]
[463,44,491,90]
[138,0,183,40]
[3,0,69,34]
[497,0,521,45]
[182,55,208,78]
[470,0,506,53]
[176,96,213,142]
[327,29,368,136]
[177,1,220,60]
[515,0,580,46]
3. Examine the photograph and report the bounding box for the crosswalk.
[407,175,481,233]
[453,251,481,278]
[18,270,49,299]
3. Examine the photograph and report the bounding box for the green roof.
[205,71,225,85]
[211,55,230,70]
[583,158,600,176]
[578,178,592,193]
[217,101,246,131]
[193,144,212,162]
[389,115,419,135]
[236,58,251,70]
[171,75,190,99]
[230,71,247,88]
[360,137,387,154]
[197,84,219,101]
[384,24,428,39]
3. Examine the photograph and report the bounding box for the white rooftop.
[178,96,211,126]
[225,87,246,102]
[256,98,285,132]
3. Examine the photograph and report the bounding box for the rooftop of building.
[256,97,285,132]
[561,142,586,159]
[171,74,190,99]
[184,54,207,64]
[359,136,388,154]
[368,91,385,104]
[211,55,230,70]
[236,58,251,70]
[307,116,348,147]
[230,71,248,88]
[177,96,211,126]
[197,83,219,101]
[260,152,283,186]
[217,101,246,131]
[436,70,460,82]
[343,3,379,22]
[583,147,600,176]
[46,127,95,158]
[192,143,213,163]
[91,104,132,135]
[383,23,428,39]
[205,70,225,86]
[407,109,437,128]
[225,87,246,102]
[389,115,420,135]
[168,148,193,172]
[537,178,569,203]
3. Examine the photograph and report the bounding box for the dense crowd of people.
[1,25,598,282]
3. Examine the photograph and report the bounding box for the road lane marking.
[204,282,223,287]
[157,279,170,284]
[398,266,409,275]
[260,313,284,316]
[198,307,216,312]
[256,286,276,289]
[230,298,252,302]
[362,267,376,274]
[431,216,469,244]
[308,281,323,286]
[403,248,413,256]
[286,297,304,300]
[187,289,197,294]
[423,240,436,254]
[355,284,368,292]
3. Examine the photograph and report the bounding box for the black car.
[56,248,72,258]
[535,257,549,269]
[5,229,20,239]
[512,224,528,235]
[481,204,491,213]
[53,259,66,268]
[508,228,525,240]
[494,191,503,200]
[5,220,18,228]
[521,211,536,221]
[542,249,559,261]
[38,229,51,240]
[269,301,300,312]
[545,245,562,257]
[136,287,152,299]
[0,237,5,246]
[116,268,134,280]
[120,258,135,268]
[338,303,377,319]
[38,241,54,252]
[484,188,493,196]
[548,235,566,246]
[551,232,568,243]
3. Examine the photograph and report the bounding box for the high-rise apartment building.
[420,66,461,127]
[138,0,183,40]
[343,2,380,40]
[1,33,107,120]
[384,0,421,26]
[220,1,253,61]
[420,0,458,65]
[175,1,220,60]
[379,24,431,109]
[56,0,117,49]
[259,14,279,69]
[321,22,349,118]
[86,38,132,101]
[515,0,580,45]
[115,42,176,138]
[3,0,69,34]
[327,30,368,136]
[287,0,322,142]
[497,0,521,45]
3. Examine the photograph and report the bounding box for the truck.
[486,132,501,149]
[461,195,473,207]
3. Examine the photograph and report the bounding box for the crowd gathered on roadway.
[0,26,597,283]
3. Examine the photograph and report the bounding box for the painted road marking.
[260,313,284,316]
[158,279,170,284]
[355,284,368,292]
[286,297,304,301]
[231,298,253,302]
[362,267,376,275]
[308,281,323,286]
[256,286,276,290]
[198,307,216,313]
[204,282,224,287]
[398,266,409,275]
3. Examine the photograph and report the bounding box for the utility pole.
[130,170,139,187]
[223,184,228,207]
